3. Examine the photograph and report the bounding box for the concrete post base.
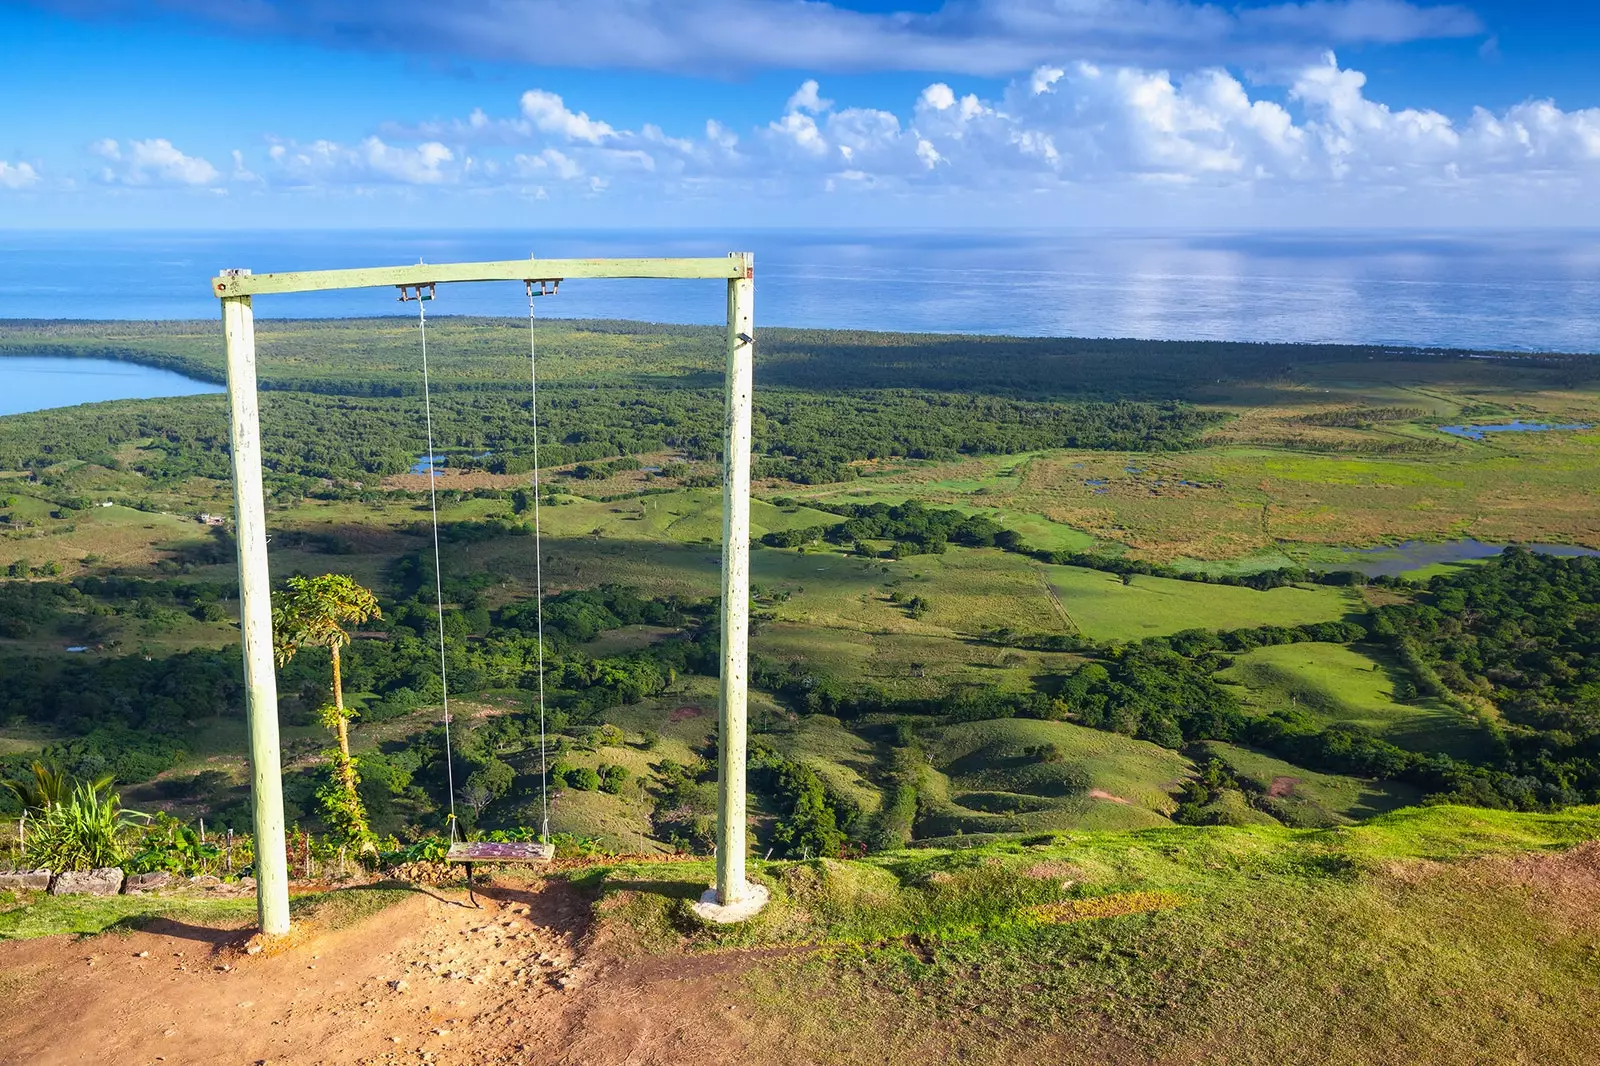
[691,882,770,924]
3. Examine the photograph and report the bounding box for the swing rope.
[415,293,460,841]
[526,282,550,845]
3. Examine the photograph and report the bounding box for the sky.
[1,0,1599,228]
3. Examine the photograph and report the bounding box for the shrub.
[568,766,602,791]
[599,764,630,794]
[23,781,147,871]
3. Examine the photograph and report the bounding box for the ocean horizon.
[2,228,1598,353]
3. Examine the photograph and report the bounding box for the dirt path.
[0,880,781,1066]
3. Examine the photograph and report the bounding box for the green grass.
[589,803,1600,1065]
[0,891,255,940]
[1217,642,1494,759]
[0,883,416,941]
[1198,741,1422,826]
[1045,565,1359,641]
[916,719,1193,836]
[765,715,886,817]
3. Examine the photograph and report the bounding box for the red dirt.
[0,878,789,1066]
[667,705,707,723]
[1087,789,1131,805]
[1266,776,1301,798]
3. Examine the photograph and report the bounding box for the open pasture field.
[1046,564,1359,640]
[916,718,1191,837]
[817,427,1600,565]
[1217,642,1493,759]
[1198,741,1421,825]
[754,621,1083,699]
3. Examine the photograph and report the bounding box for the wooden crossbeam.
[212,256,750,298]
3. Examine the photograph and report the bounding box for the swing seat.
[446,841,554,863]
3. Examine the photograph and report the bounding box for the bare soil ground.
[0,878,789,1066]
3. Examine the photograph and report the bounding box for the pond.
[0,355,223,416]
[1438,419,1592,440]
[1337,538,1600,578]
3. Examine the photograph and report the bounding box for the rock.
[123,871,173,894]
[0,870,51,893]
[189,874,222,888]
[50,868,124,896]
[391,979,409,993]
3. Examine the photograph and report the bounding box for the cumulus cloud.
[32,0,1484,76]
[0,161,40,189]
[519,90,616,143]
[91,52,1600,214]
[265,137,459,185]
[92,138,220,186]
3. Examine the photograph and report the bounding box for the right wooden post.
[716,252,755,906]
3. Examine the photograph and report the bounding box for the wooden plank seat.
[446,841,554,863]
[446,841,554,906]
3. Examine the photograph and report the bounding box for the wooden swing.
[404,280,559,905]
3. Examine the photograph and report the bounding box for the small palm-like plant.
[4,761,109,812]
[274,573,382,845]
[23,781,147,872]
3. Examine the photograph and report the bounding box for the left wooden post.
[221,281,291,936]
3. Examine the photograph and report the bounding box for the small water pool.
[1438,419,1591,440]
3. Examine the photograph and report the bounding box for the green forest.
[2,317,1599,859]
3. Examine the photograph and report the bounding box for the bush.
[598,764,630,794]
[22,781,147,871]
[568,766,602,791]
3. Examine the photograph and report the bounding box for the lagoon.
[0,355,223,417]
[1438,419,1592,440]
[1336,539,1600,578]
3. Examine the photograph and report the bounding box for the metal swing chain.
[526,282,551,845]
[414,291,460,841]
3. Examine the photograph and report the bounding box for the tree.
[273,574,382,844]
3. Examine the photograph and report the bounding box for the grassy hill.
[588,802,1600,1064]
[1216,641,1495,759]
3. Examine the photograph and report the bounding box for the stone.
[124,871,173,893]
[50,868,124,896]
[0,870,51,893]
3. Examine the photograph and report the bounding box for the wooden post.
[716,253,754,906]
[221,283,291,936]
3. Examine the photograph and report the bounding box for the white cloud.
[41,0,1484,76]
[786,80,833,114]
[0,161,40,189]
[87,55,1600,219]
[519,90,616,144]
[516,148,584,181]
[265,137,459,185]
[92,138,220,186]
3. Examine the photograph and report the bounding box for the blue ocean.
[1,229,1598,352]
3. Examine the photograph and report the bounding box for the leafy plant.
[4,761,109,813]
[23,781,147,871]
[273,573,382,846]
[125,814,223,876]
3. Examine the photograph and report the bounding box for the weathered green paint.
[212,255,750,298]
[716,254,755,907]
[220,291,292,937]
[213,252,764,927]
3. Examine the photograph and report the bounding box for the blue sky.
[2,0,1598,228]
